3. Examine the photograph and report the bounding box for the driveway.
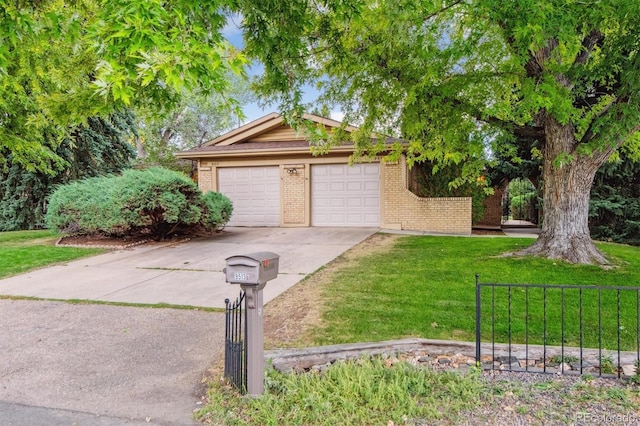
[0,227,376,425]
[0,227,378,308]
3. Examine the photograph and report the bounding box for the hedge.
[46,167,232,240]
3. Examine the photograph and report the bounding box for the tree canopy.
[249,0,640,167]
[135,78,253,170]
[0,0,246,174]
[4,0,640,264]
[246,0,640,264]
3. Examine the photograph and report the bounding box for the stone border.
[55,237,151,250]
[265,338,639,378]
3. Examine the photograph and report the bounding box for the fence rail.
[224,291,246,392]
[475,275,640,377]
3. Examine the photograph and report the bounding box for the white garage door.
[312,164,380,226]
[218,167,280,226]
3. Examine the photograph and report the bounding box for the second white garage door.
[218,167,280,226]
[312,164,380,226]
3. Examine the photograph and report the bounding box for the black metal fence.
[475,275,640,377]
[224,291,247,392]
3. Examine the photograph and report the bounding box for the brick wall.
[281,165,306,225]
[476,186,504,227]
[197,162,214,193]
[382,161,472,235]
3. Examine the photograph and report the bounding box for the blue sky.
[221,13,342,123]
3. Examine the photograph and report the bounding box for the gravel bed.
[444,370,640,426]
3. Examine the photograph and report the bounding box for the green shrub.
[45,178,125,235]
[46,167,232,240]
[200,191,233,231]
[116,167,203,236]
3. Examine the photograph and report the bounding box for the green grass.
[312,235,640,350]
[0,295,225,312]
[197,357,485,425]
[0,230,104,279]
[202,235,640,425]
[198,356,640,425]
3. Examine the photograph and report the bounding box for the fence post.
[475,274,481,365]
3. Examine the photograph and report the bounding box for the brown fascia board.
[175,145,356,159]
[174,138,406,160]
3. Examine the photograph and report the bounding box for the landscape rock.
[265,338,638,381]
[621,364,637,377]
[497,356,519,364]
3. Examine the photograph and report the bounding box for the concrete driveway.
[0,227,378,308]
[0,227,376,425]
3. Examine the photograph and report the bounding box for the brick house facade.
[176,113,472,235]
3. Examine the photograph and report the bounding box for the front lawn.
[0,230,104,279]
[312,235,640,350]
[199,235,640,425]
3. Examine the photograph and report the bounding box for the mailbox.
[224,251,279,285]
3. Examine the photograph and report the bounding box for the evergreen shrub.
[0,112,136,231]
[200,191,234,231]
[46,167,232,239]
[590,156,640,246]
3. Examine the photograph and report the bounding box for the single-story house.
[175,113,471,234]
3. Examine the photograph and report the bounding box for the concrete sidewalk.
[0,227,377,309]
[501,226,540,238]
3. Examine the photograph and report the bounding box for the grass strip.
[0,230,105,279]
[0,295,224,312]
[197,357,484,425]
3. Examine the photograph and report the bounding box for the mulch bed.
[472,228,505,236]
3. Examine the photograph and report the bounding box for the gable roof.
[175,112,401,159]
[205,112,358,147]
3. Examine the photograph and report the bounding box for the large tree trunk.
[518,116,612,265]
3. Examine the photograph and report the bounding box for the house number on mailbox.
[234,272,250,281]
